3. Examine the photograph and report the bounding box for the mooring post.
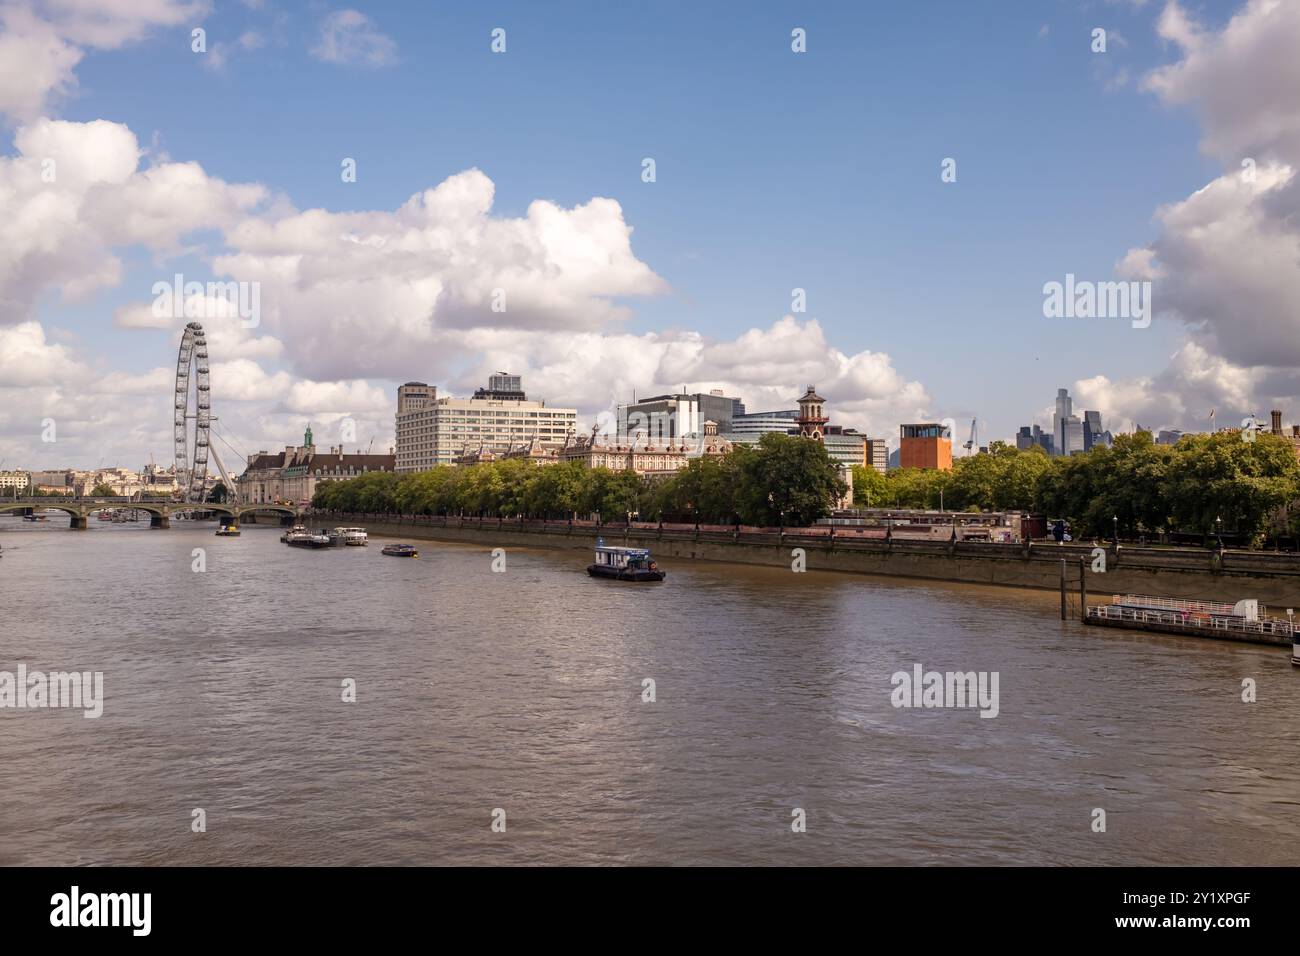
[1078,556,1087,621]
[1060,558,1067,621]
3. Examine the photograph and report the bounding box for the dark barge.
[587,539,665,582]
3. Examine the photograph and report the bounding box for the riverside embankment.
[315,513,1300,607]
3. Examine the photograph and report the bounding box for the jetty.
[1084,594,1294,648]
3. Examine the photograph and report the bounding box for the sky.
[2,0,1298,470]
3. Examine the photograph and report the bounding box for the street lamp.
[1113,514,1118,548]
[1216,515,1223,550]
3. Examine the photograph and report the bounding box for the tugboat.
[381,543,419,558]
[215,522,241,536]
[587,538,665,582]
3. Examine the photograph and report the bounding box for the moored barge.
[1085,594,1295,648]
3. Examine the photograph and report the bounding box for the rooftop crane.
[962,418,979,455]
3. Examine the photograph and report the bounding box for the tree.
[851,465,889,508]
[1161,432,1300,543]
[89,482,116,497]
[524,461,585,518]
[206,482,228,504]
[734,433,845,526]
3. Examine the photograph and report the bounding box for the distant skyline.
[3,0,1298,470]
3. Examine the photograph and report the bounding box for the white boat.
[285,529,331,549]
[329,527,368,546]
[280,524,307,543]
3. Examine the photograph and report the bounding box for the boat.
[215,523,241,536]
[97,510,112,521]
[285,529,331,549]
[328,527,368,547]
[280,524,307,543]
[22,514,45,522]
[587,538,665,581]
[380,543,419,558]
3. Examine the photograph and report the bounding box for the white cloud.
[1100,0,1300,429]
[0,5,83,123]
[0,320,81,385]
[213,167,668,380]
[0,118,268,323]
[1070,342,1260,434]
[1144,0,1300,161]
[440,316,931,442]
[309,9,396,67]
[0,0,208,123]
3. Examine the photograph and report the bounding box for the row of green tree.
[313,432,847,527]
[851,431,1300,540]
[312,429,1300,541]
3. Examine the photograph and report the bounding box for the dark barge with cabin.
[588,539,665,582]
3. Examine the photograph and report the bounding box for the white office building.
[395,375,577,472]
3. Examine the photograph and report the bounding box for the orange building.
[899,423,953,470]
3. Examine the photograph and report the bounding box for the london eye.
[173,321,211,503]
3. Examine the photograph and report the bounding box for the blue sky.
[5,0,1290,468]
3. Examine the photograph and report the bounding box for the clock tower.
[795,385,828,441]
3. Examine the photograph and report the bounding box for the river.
[1,515,1297,865]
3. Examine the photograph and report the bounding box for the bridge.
[0,497,303,529]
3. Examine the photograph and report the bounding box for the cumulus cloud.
[213,167,668,380]
[0,118,267,323]
[1067,342,1260,434]
[0,0,206,123]
[1144,0,1300,161]
[309,9,396,67]
[0,320,81,385]
[440,316,932,443]
[1098,0,1300,429]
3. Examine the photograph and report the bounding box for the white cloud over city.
[1101,0,1300,428]
[5,0,1300,469]
[0,114,933,466]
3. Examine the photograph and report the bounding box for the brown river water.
[1,516,1298,865]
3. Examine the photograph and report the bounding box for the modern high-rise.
[395,375,577,471]
[618,389,745,440]
[1053,388,1085,456]
[1082,410,1108,450]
